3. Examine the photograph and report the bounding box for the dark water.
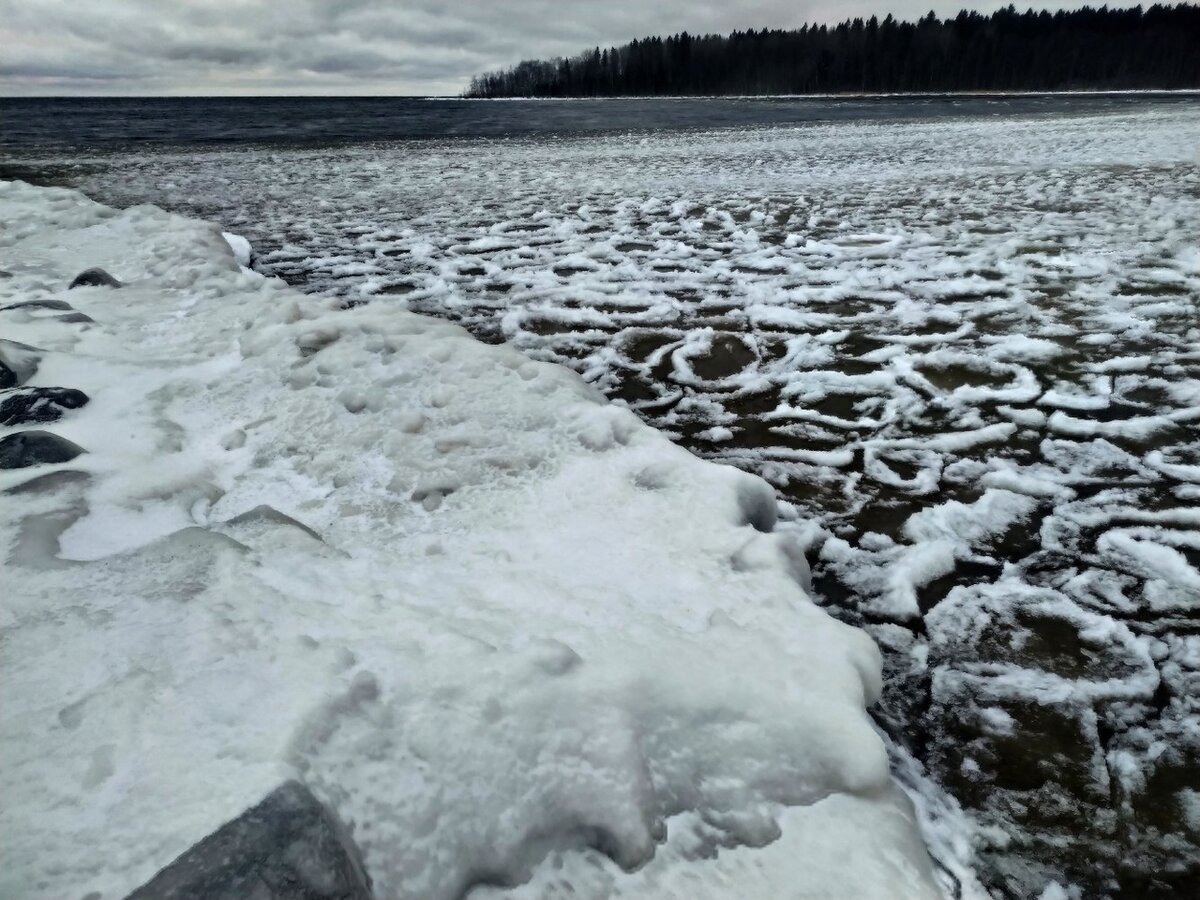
[2,93,1196,148]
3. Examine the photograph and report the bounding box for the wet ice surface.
[12,102,1200,897]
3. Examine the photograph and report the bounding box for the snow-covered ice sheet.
[0,182,941,899]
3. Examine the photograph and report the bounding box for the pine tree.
[464,3,1200,97]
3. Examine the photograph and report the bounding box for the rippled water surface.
[3,93,1196,147]
[5,96,1200,898]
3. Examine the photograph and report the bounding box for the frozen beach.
[3,94,1200,898]
[0,181,943,899]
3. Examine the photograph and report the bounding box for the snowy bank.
[0,181,940,899]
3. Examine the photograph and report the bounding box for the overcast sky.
[1,1,1085,96]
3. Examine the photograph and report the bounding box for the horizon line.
[5,88,1200,101]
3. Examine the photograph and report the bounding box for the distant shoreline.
[451,89,1200,101]
[5,89,1200,101]
[466,5,1200,100]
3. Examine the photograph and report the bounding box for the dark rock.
[69,267,122,289]
[224,505,326,543]
[0,299,74,312]
[55,312,96,324]
[0,339,41,388]
[124,781,373,900]
[0,387,90,426]
[0,431,86,468]
[3,469,91,495]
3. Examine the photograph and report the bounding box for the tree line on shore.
[465,4,1200,97]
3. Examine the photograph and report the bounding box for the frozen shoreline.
[0,181,943,898]
[9,99,1199,897]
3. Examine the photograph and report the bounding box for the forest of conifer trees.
[465,4,1200,97]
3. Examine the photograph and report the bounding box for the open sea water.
[3,92,1197,147]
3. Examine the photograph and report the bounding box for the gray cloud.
[0,1,1085,96]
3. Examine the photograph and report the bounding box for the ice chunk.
[222,231,254,269]
[903,489,1038,547]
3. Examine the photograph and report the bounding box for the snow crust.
[0,182,940,900]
